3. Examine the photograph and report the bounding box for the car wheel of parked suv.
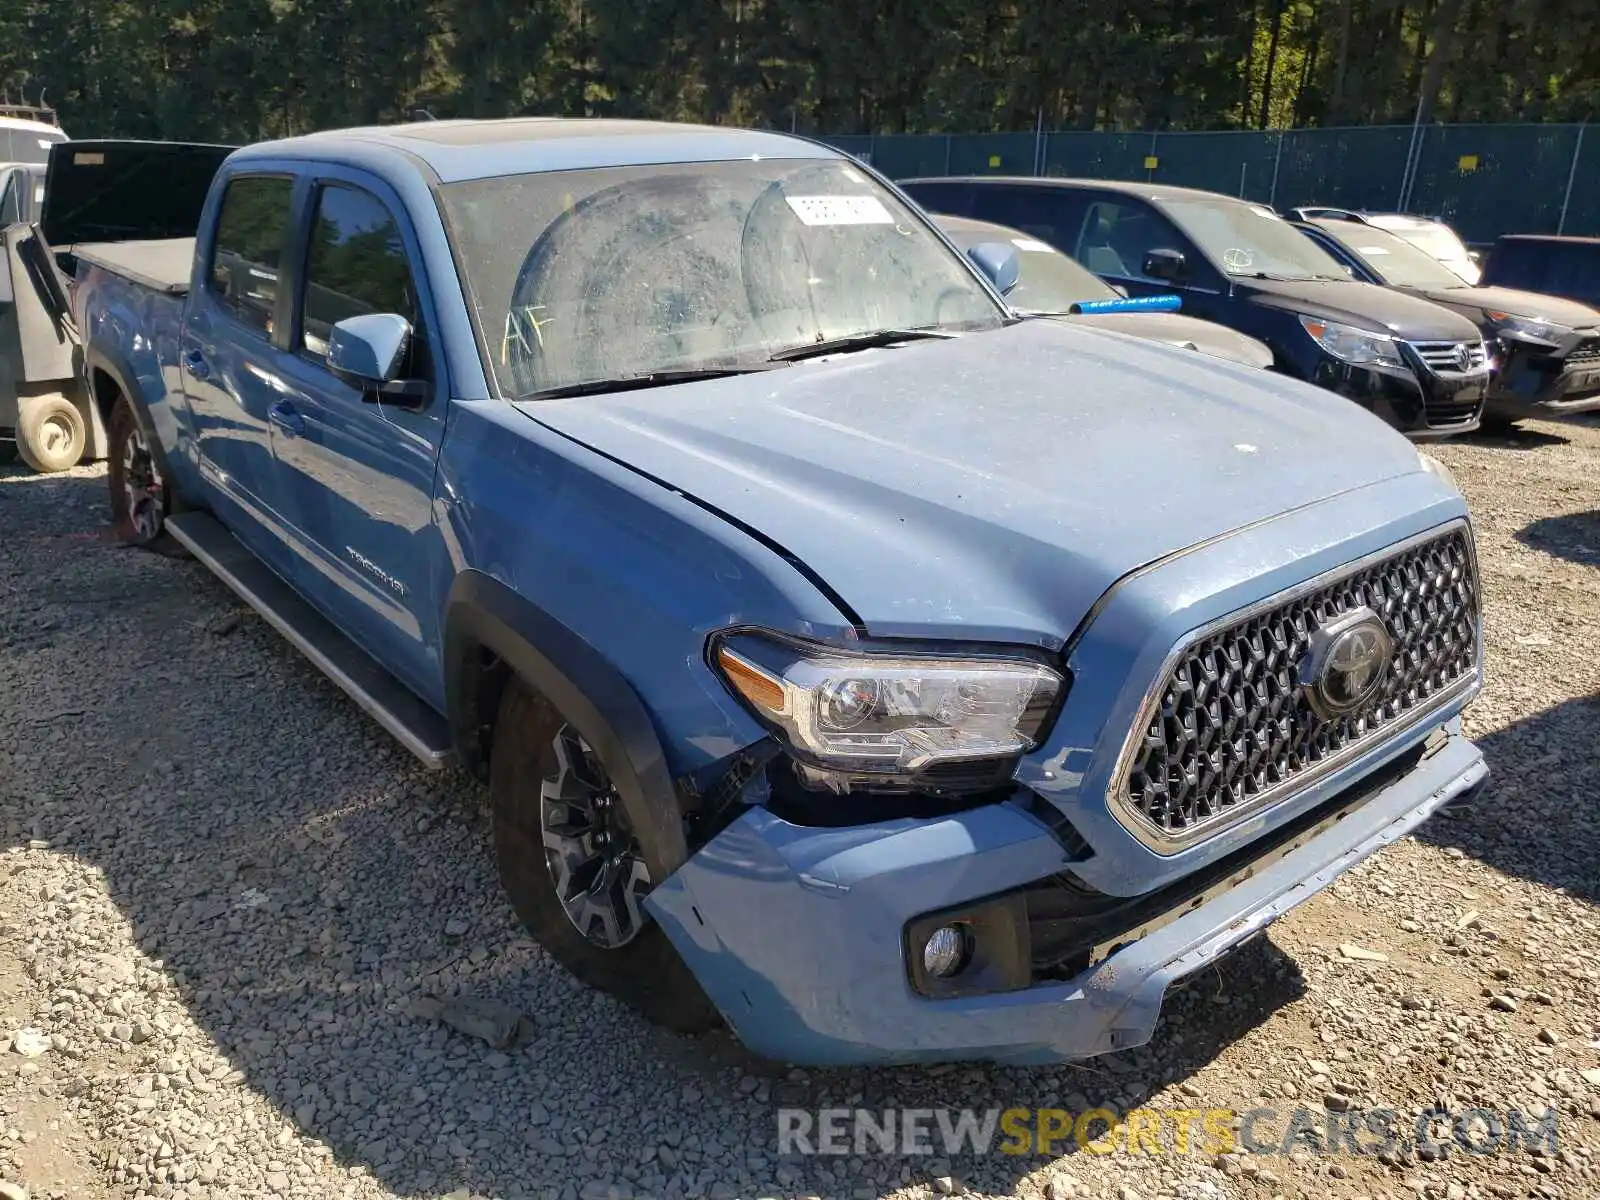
[490,678,722,1033]
[16,390,86,473]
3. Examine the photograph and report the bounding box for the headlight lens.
[1486,312,1570,343]
[713,633,1062,782]
[1418,450,1461,494]
[1298,314,1405,368]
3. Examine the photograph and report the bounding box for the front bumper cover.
[1311,356,1485,439]
[646,722,1486,1066]
[1487,337,1600,418]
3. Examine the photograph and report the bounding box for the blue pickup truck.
[56,119,1488,1066]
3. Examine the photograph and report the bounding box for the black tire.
[15,391,86,473]
[490,678,721,1034]
[106,395,183,554]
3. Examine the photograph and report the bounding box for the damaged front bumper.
[646,722,1486,1066]
[1488,336,1600,419]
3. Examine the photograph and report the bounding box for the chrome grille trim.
[1407,339,1489,375]
[1106,521,1482,855]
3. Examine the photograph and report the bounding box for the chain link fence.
[819,124,1597,245]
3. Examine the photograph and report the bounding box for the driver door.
[266,173,449,701]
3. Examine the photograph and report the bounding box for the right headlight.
[712,631,1062,790]
[1486,312,1570,344]
[1298,314,1406,369]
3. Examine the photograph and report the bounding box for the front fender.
[443,570,690,880]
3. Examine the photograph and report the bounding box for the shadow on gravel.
[2,464,1311,1200]
[1461,424,1572,451]
[1515,509,1600,568]
[1416,692,1600,904]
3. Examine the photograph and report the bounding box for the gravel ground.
[0,416,1597,1200]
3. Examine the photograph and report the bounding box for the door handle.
[267,401,305,438]
[182,349,210,381]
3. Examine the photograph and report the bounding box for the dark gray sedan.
[933,214,1274,369]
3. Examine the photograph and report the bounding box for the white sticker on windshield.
[786,195,895,226]
[1011,238,1055,253]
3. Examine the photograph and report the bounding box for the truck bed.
[72,238,195,296]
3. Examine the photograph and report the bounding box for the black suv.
[1479,235,1600,310]
[1295,216,1600,426]
[900,177,1491,438]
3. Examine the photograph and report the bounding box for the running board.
[165,512,456,769]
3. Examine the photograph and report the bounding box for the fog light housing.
[922,925,973,978]
[905,894,1030,998]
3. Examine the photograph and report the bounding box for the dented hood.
[517,320,1425,646]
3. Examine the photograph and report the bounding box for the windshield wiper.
[518,364,783,402]
[767,327,959,363]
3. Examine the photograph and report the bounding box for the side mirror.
[1143,248,1188,282]
[966,242,1021,295]
[327,313,427,403]
[1468,250,1483,265]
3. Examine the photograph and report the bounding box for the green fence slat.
[813,123,1594,243]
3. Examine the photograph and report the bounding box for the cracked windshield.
[441,158,1006,398]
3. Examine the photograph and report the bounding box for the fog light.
[922,925,972,978]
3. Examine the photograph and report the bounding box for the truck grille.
[1409,339,1488,374]
[1113,526,1480,850]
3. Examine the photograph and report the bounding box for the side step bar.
[165,512,456,769]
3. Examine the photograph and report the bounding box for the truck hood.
[516,320,1425,647]
[1056,311,1276,369]
[1396,283,1600,331]
[1238,276,1482,340]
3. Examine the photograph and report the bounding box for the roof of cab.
[232,117,842,184]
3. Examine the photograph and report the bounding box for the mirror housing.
[1142,247,1188,282]
[327,313,428,403]
[966,242,1022,295]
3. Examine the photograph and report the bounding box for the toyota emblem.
[1299,607,1394,719]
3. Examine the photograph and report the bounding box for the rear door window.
[207,175,295,337]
